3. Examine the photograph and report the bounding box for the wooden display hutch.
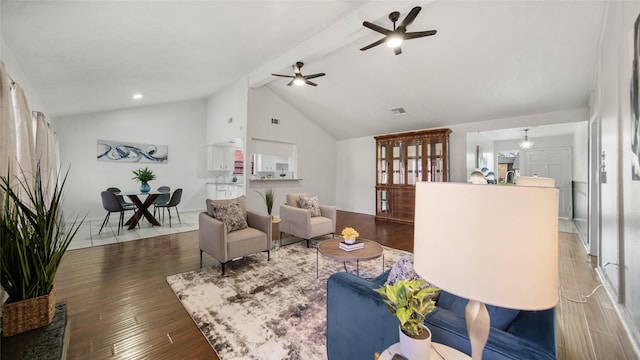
[375,128,451,224]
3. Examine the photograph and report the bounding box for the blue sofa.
[326,270,556,360]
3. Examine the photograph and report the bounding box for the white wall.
[246,86,336,216]
[336,108,588,215]
[336,136,375,214]
[207,79,248,145]
[587,1,640,354]
[595,0,640,353]
[56,99,208,219]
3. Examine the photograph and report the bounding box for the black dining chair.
[106,187,136,210]
[153,186,171,218]
[99,191,138,235]
[154,188,183,227]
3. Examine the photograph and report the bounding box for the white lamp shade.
[413,182,559,310]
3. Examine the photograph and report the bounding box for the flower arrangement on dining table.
[341,227,359,244]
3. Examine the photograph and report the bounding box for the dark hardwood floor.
[54,210,636,359]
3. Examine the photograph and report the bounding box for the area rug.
[166,238,409,360]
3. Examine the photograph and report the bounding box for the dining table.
[122,191,162,229]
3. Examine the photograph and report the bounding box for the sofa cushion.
[298,195,321,217]
[207,199,248,233]
[437,291,520,330]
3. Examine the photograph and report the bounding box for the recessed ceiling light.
[132,93,143,100]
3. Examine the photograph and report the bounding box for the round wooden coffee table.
[316,238,384,278]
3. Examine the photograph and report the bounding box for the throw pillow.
[386,254,441,300]
[208,200,248,233]
[297,195,321,217]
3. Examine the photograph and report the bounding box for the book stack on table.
[339,240,364,251]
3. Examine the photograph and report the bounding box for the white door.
[524,147,572,218]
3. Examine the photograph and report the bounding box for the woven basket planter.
[2,284,56,337]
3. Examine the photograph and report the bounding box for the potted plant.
[256,188,274,216]
[341,227,359,244]
[0,166,84,336]
[132,167,155,193]
[375,279,439,359]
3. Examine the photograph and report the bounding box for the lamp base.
[465,299,490,360]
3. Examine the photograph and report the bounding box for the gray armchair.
[199,195,271,275]
[279,193,336,248]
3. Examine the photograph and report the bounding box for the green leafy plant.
[132,167,155,183]
[0,166,84,302]
[256,188,275,215]
[375,279,439,337]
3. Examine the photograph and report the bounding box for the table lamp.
[413,182,559,360]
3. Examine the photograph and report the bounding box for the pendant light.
[519,129,534,150]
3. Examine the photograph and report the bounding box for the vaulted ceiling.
[1,1,605,140]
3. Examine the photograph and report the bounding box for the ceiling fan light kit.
[271,61,325,87]
[360,6,437,55]
[272,7,436,87]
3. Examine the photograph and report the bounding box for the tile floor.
[68,210,200,250]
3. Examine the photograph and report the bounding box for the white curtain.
[34,111,59,200]
[1,60,59,199]
[11,83,36,180]
[0,61,18,182]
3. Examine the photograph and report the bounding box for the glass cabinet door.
[393,141,405,184]
[377,143,388,184]
[407,140,422,184]
[426,139,444,182]
[377,188,389,215]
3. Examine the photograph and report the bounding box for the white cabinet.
[228,185,240,198]
[254,154,276,172]
[208,146,237,172]
[207,184,244,200]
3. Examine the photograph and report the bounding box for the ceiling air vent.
[271,118,280,125]
[390,107,407,116]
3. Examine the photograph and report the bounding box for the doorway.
[524,147,573,218]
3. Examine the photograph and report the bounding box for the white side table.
[377,342,471,360]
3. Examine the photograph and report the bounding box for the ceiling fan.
[271,62,326,87]
[360,6,437,55]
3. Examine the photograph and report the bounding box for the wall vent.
[227,117,233,124]
[271,118,280,125]
[390,107,407,116]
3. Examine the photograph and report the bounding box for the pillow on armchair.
[297,195,321,217]
[206,197,248,233]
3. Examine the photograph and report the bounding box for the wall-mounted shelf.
[250,178,302,182]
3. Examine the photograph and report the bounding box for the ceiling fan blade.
[404,30,437,40]
[304,73,326,80]
[363,21,391,35]
[272,73,295,78]
[287,79,294,86]
[394,46,402,56]
[360,38,386,51]
[305,80,318,87]
[400,6,421,28]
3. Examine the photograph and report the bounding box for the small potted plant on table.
[375,279,439,359]
[132,167,155,193]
